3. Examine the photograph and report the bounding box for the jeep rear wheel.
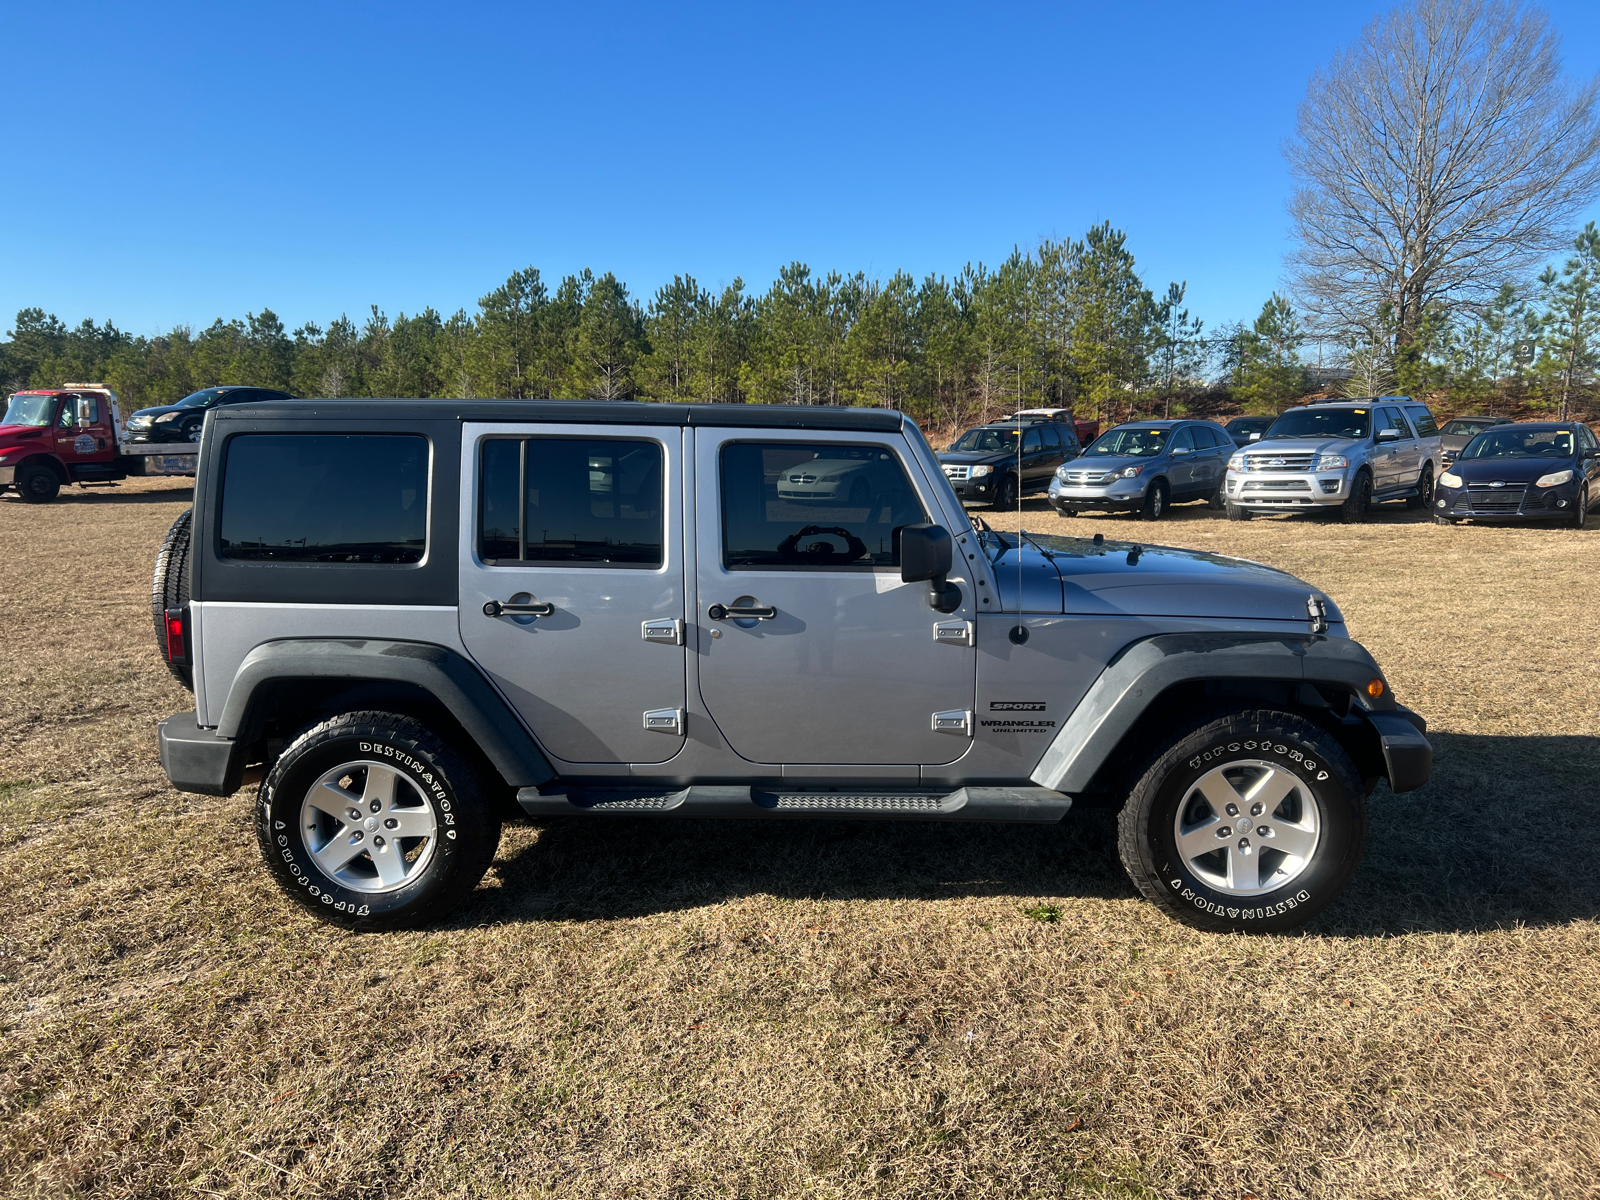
[150,508,194,689]
[1117,708,1368,933]
[16,464,60,503]
[256,711,501,930]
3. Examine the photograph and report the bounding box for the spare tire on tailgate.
[152,508,194,690]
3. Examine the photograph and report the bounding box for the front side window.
[479,437,662,566]
[1022,428,1043,454]
[1169,427,1195,452]
[220,434,428,563]
[949,427,1017,454]
[1262,409,1371,441]
[1381,408,1413,438]
[721,441,926,569]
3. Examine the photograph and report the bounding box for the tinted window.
[1039,425,1062,450]
[220,434,428,563]
[1022,428,1043,453]
[721,441,927,569]
[479,437,662,566]
[1382,407,1414,438]
[1169,427,1195,451]
[1406,406,1439,437]
[1201,426,1226,447]
[950,427,1018,453]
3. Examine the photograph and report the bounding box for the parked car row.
[936,400,1595,528]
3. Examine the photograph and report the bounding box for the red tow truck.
[0,384,191,502]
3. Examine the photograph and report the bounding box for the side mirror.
[898,523,961,613]
[1376,428,1401,443]
[1170,445,1191,456]
[1248,431,1262,441]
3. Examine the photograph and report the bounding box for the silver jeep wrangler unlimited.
[153,400,1431,933]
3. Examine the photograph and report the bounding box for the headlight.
[970,465,992,478]
[1056,465,1071,481]
[1227,453,1245,472]
[155,411,181,422]
[1315,454,1348,471]
[821,473,846,482]
[1438,471,1463,488]
[1535,469,1573,488]
[1118,465,1144,479]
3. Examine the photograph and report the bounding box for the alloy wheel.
[298,759,439,893]
[1172,759,1322,896]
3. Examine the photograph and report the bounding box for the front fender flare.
[1029,631,1415,793]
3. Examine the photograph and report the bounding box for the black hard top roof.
[211,398,905,432]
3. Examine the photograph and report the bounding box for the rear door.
[457,423,688,765]
[692,428,976,765]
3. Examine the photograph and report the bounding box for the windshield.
[1262,408,1371,441]
[1084,427,1169,457]
[1460,428,1573,460]
[1226,417,1271,433]
[949,428,1019,453]
[172,388,232,409]
[1442,419,1493,436]
[1,393,58,427]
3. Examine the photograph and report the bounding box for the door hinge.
[933,619,974,646]
[641,618,685,645]
[643,708,684,735]
[931,709,973,736]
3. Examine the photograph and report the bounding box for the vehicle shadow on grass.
[465,732,1600,936]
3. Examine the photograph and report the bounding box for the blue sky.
[3,0,1598,339]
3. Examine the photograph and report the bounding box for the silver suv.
[151,399,1430,935]
[1047,419,1233,519]
[1222,398,1442,523]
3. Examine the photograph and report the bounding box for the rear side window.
[478,437,663,566]
[1039,425,1062,450]
[1406,405,1439,437]
[721,441,926,569]
[219,434,428,563]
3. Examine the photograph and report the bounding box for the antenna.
[1012,410,1026,645]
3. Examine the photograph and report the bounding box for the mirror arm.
[927,574,962,613]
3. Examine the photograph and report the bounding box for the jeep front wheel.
[1117,708,1368,933]
[255,711,502,930]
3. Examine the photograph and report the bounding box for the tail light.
[164,607,190,665]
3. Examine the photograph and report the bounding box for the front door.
[54,393,114,470]
[457,424,687,765]
[693,429,976,765]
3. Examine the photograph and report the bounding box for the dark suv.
[937,419,1076,508]
[125,386,294,444]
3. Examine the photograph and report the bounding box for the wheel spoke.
[1244,767,1299,815]
[308,781,358,820]
[388,808,436,838]
[370,840,408,887]
[1269,821,1318,862]
[1177,817,1225,859]
[1225,842,1261,891]
[362,765,400,811]
[1194,772,1245,815]
[312,833,369,876]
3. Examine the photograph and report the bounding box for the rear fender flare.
[217,639,556,788]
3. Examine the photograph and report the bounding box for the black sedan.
[124,386,294,444]
[1433,422,1600,526]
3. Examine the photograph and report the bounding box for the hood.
[128,403,192,419]
[990,533,1341,623]
[1067,454,1161,474]
[1447,456,1574,484]
[1246,436,1362,457]
[0,423,49,443]
[939,449,1010,464]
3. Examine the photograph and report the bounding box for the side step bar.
[516,784,1071,823]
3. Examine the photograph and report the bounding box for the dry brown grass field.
[3,476,1599,1200]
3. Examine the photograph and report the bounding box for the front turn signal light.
[1366,678,1386,699]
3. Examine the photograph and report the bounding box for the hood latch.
[1307,594,1328,635]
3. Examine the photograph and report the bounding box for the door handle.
[484,598,555,617]
[708,603,777,621]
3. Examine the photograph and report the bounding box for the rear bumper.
[159,712,244,796]
[1368,705,1432,793]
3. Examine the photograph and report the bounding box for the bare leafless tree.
[1288,0,1600,355]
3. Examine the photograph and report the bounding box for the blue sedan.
[1433,422,1600,526]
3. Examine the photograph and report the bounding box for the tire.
[1225,501,1252,521]
[1569,484,1588,529]
[1207,486,1226,511]
[151,509,194,689]
[16,464,60,503]
[1140,479,1168,520]
[182,418,204,443]
[1117,707,1368,934]
[995,472,1020,510]
[1339,471,1372,524]
[255,711,502,931]
[1051,505,1077,518]
[1405,464,1434,509]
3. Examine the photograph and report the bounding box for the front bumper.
[1369,705,1431,793]
[159,712,244,796]
[947,476,997,503]
[1224,470,1348,510]
[1047,479,1146,511]
[0,466,13,486]
[1435,480,1578,520]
